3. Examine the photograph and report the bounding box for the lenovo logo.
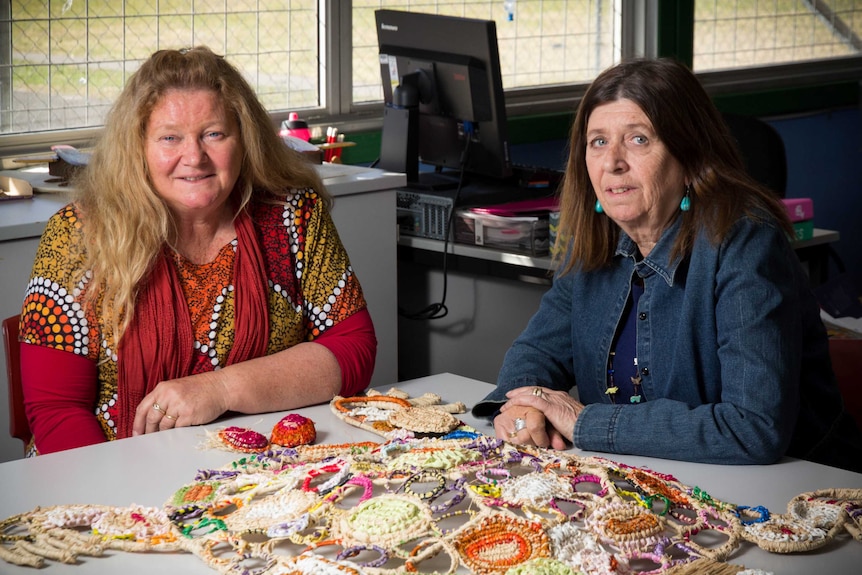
[380,23,398,31]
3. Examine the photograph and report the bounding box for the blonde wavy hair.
[72,46,327,342]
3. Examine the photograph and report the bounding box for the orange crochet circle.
[454,514,550,573]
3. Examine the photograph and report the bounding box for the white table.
[0,373,860,574]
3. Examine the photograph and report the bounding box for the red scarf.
[115,210,270,438]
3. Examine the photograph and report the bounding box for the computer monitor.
[375,10,512,189]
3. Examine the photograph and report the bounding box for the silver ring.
[532,388,543,397]
[513,417,526,432]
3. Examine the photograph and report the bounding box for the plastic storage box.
[454,209,550,256]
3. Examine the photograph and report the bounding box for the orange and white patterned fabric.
[19,189,366,441]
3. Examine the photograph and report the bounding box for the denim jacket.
[473,213,852,466]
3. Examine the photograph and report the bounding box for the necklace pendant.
[630,395,642,404]
[630,375,642,386]
[605,386,619,395]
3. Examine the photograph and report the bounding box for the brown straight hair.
[555,57,792,274]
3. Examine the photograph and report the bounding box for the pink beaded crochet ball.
[270,413,316,447]
[216,426,269,453]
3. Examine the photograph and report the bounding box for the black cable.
[399,128,474,320]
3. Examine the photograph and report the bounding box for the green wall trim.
[337,112,578,165]
[507,112,575,144]
[339,81,859,164]
[657,0,694,64]
[712,82,859,117]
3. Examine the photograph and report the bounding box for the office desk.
[399,227,841,286]
[0,373,859,574]
[396,228,841,383]
[0,164,404,464]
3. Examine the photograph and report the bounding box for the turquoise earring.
[680,185,692,212]
[595,200,604,213]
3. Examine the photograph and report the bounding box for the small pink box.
[781,198,814,222]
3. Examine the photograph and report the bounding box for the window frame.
[1,0,860,162]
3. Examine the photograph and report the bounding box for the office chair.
[721,112,853,275]
[829,339,862,432]
[2,315,31,451]
[722,112,788,198]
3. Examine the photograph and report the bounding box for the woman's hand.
[493,406,559,448]
[132,371,230,436]
[499,386,584,449]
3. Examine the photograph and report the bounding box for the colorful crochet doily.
[0,389,862,575]
[2,421,860,573]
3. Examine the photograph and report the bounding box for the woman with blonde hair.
[18,46,376,454]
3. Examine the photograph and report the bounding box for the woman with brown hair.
[473,58,861,471]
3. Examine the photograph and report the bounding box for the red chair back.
[2,315,31,450]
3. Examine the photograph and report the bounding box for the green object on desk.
[793,219,814,241]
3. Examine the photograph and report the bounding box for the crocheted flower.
[336,494,433,548]
[742,515,829,553]
[500,472,574,508]
[217,426,270,453]
[271,413,316,447]
[221,489,318,534]
[169,481,221,508]
[454,514,551,574]
[586,501,665,551]
[547,522,626,575]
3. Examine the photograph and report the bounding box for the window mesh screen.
[351,0,620,104]
[694,0,862,70]
[1,0,319,135]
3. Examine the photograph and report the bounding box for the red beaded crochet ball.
[270,414,316,447]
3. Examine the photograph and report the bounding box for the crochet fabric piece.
[203,415,317,454]
[217,426,270,453]
[271,414,317,448]
[1,427,860,574]
[331,387,467,439]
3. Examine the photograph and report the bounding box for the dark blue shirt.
[610,280,644,403]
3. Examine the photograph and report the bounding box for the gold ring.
[532,388,543,397]
[153,403,176,420]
